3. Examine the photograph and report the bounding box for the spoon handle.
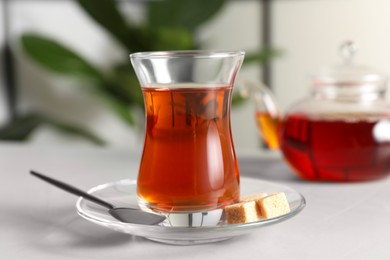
[30,170,114,210]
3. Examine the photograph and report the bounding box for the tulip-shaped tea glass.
[130,51,244,216]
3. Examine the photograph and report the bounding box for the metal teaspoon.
[30,170,166,225]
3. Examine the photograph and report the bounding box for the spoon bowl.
[30,170,166,225]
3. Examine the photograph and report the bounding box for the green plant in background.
[0,0,279,145]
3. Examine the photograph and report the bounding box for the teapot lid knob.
[339,41,358,64]
[312,41,387,86]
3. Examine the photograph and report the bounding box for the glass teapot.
[242,42,390,182]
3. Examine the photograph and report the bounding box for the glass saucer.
[76,177,305,245]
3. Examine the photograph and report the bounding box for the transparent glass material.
[76,177,306,245]
[243,42,390,182]
[130,51,244,212]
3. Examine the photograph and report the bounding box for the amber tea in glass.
[130,51,244,212]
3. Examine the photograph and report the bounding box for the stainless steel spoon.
[30,170,166,225]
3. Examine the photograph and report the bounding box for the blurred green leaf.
[0,114,42,141]
[98,94,136,127]
[0,113,105,145]
[76,0,130,49]
[151,27,194,50]
[148,0,226,31]
[45,118,105,146]
[21,34,105,83]
[123,26,195,52]
[109,63,144,108]
[244,48,283,65]
[232,92,247,107]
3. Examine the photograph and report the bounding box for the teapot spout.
[239,81,281,150]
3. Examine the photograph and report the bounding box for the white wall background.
[1,0,390,152]
[273,0,390,111]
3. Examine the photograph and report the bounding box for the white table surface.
[1,142,390,260]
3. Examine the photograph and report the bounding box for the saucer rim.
[76,177,306,232]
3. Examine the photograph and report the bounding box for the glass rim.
[130,50,245,59]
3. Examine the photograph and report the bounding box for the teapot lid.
[312,41,387,87]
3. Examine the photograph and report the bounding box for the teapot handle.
[239,81,281,119]
[238,81,282,150]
